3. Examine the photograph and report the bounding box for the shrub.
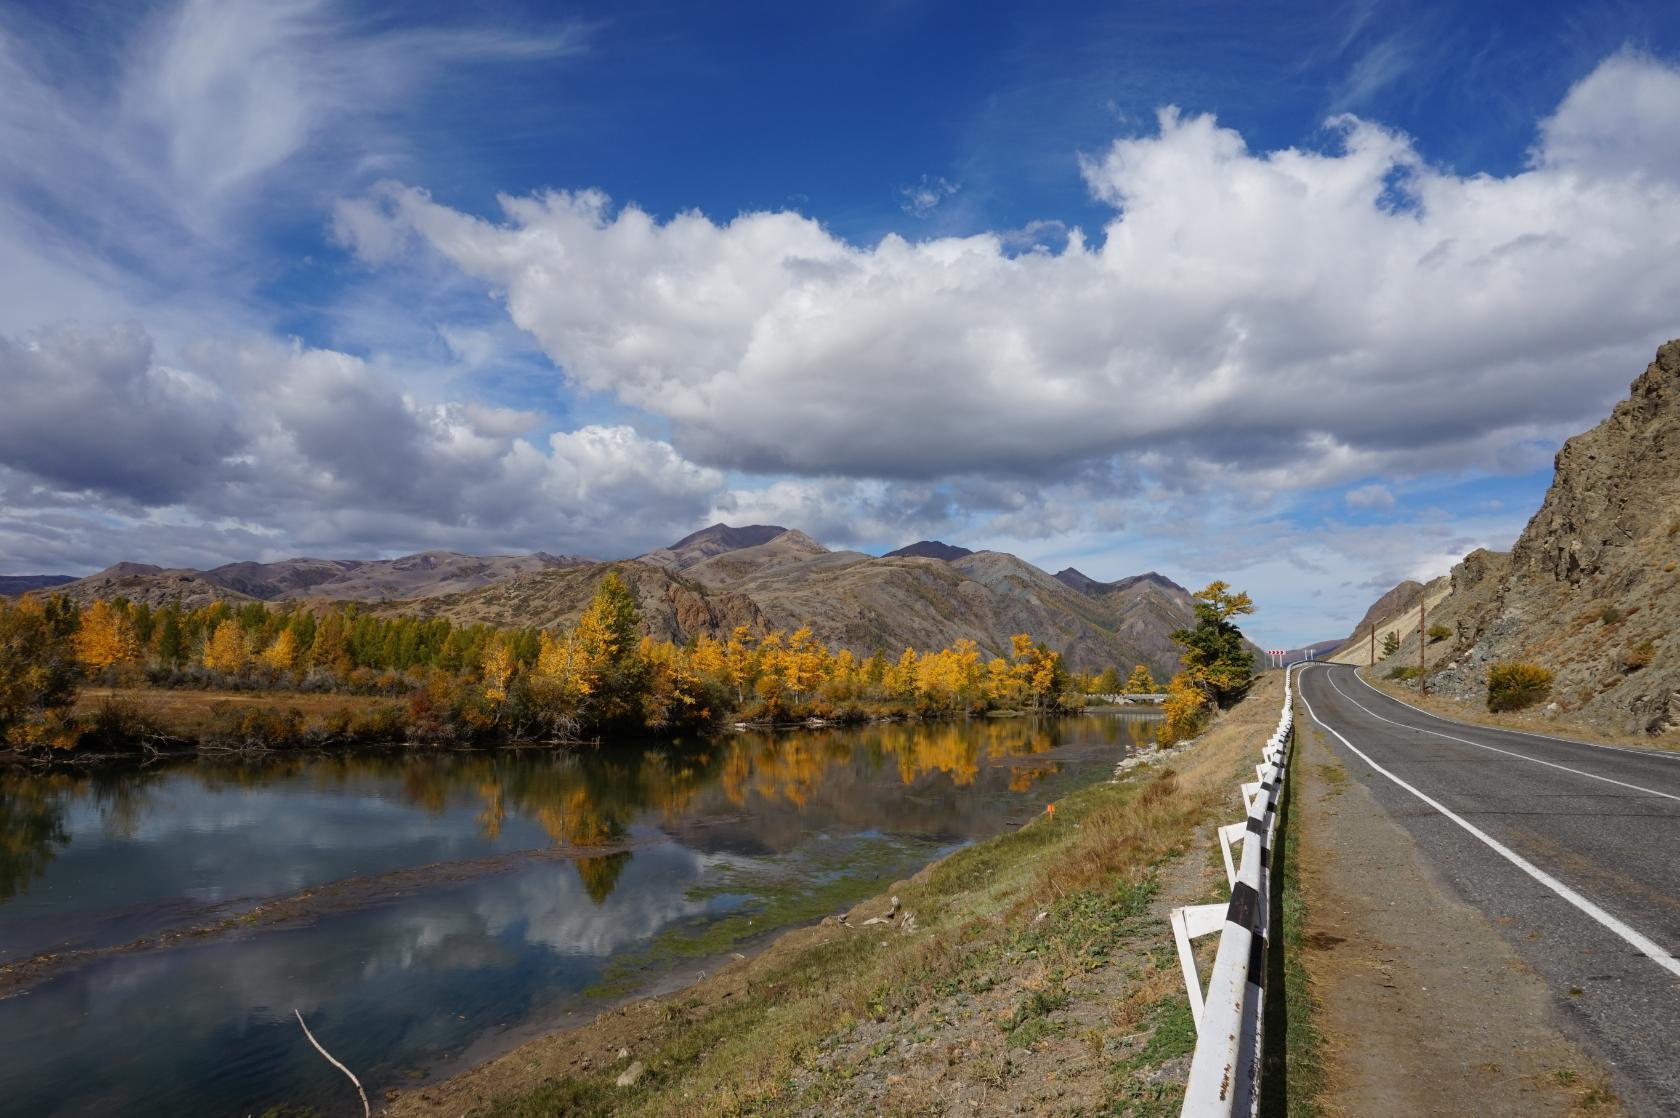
[1486,662,1553,712]
[1600,605,1622,625]
[1386,666,1420,681]
[1426,624,1452,643]
[1623,640,1656,673]
[1381,632,1401,657]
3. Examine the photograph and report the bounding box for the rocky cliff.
[1348,340,1680,735]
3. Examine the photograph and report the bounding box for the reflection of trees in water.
[0,713,1157,908]
[575,851,632,904]
[0,766,181,901]
[0,781,71,902]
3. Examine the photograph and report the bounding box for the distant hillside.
[1342,340,1680,736]
[1345,580,1424,642]
[47,551,589,608]
[883,540,973,561]
[0,574,76,596]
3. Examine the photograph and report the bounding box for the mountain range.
[14,526,1216,678]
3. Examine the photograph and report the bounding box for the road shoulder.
[1294,714,1620,1116]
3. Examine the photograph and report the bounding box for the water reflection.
[0,711,1158,1118]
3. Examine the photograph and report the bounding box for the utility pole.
[1419,596,1428,694]
[1369,623,1375,667]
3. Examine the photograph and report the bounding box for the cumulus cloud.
[1344,483,1395,511]
[0,324,726,569]
[0,324,241,504]
[352,53,1680,500]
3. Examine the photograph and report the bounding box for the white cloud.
[899,174,960,217]
[1344,483,1395,511]
[1534,49,1680,182]
[0,325,726,568]
[361,53,1680,497]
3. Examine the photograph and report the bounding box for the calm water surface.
[0,710,1159,1117]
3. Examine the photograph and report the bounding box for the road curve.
[1296,663,1680,1115]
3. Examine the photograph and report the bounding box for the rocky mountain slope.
[1344,340,1680,735]
[1342,580,1424,644]
[389,531,1198,677]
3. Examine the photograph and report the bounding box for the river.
[0,709,1159,1117]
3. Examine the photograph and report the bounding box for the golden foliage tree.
[259,628,299,673]
[202,620,249,675]
[1157,671,1210,745]
[73,600,140,678]
[0,598,79,750]
[1124,664,1157,693]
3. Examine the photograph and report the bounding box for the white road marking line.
[1325,670,1680,804]
[1297,666,1680,981]
[1348,666,1680,763]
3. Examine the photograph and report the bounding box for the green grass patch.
[1261,725,1328,1118]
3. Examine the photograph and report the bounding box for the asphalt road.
[1295,663,1680,1115]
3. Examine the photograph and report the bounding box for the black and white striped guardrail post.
[1169,666,1294,1117]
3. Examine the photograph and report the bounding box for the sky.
[3,0,1680,648]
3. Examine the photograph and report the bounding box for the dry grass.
[73,686,396,735]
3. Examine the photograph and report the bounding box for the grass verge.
[1260,722,1327,1118]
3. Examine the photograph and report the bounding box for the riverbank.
[381,674,1281,1117]
[3,684,1110,766]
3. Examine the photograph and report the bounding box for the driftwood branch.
[294,1009,370,1118]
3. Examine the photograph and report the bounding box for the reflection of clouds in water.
[30,778,547,928]
[0,843,752,1114]
[474,843,725,957]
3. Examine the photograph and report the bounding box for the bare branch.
[293,1009,370,1118]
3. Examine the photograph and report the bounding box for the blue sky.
[3,0,1680,647]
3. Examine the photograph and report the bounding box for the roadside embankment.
[384,673,1287,1118]
[1356,668,1680,753]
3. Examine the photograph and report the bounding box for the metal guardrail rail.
[1170,665,1294,1117]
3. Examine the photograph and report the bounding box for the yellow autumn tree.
[73,600,140,677]
[480,638,517,706]
[721,626,758,704]
[1157,671,1210,745]
[1124,664,1157,693]
[202,620,249,675]
[1,597,80,750]
[259,628,299,673]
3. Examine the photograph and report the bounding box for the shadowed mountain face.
[48,552,590,609]
[0,575,76,596]
[883,540,974,561]
[637,524,810,571]
[38,525,1209,678]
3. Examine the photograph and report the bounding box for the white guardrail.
[1171,665,1294,1117]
